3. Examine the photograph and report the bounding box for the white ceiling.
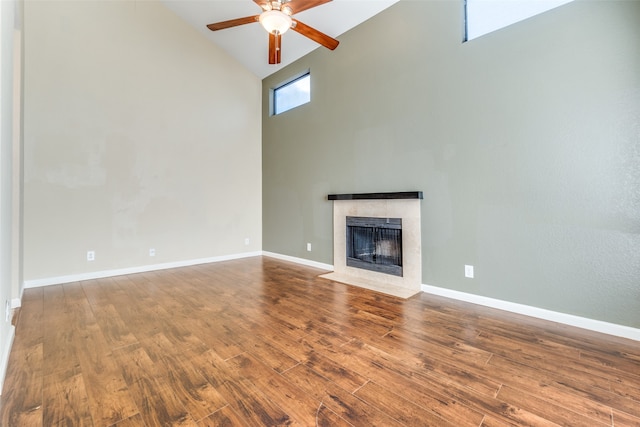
[161,0,399,79]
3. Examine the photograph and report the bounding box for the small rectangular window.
[464,0,574,41]
[273,72,310,115]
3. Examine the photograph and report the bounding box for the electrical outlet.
[244,238,250,246]
[87,251,95,261]
[149,248,156,257]
[307,243,312,252]
[465,264,474,278]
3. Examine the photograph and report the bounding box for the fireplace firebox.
[346,216,402,277]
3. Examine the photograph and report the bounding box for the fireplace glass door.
[346,216,402,277]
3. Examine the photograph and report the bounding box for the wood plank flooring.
[1,256,639,426]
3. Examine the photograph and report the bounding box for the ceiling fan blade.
[269,32,282,64]
[253,0,269,11]
[292,19,339,50]
[253,0,331,14]
[283,0,332,14]
[207,15,260,31]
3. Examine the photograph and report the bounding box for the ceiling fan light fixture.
[259,10,292,34]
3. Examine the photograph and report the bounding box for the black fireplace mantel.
[328,191,423,201]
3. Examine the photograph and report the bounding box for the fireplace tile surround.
[320,192,423,299]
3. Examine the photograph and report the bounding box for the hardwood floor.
[1,256,639,426]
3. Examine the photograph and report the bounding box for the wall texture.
[0,0,22,393]
[262,0,640,328]
[23,0,262,281]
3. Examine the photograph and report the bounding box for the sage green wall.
[262,0,640,328]
[23,0,262,281]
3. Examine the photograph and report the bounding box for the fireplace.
[346,216,403,277]
[320,191,423,299]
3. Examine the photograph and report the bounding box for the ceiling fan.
[206,0,339,65]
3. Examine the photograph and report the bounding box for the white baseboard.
[18,252,638,342]
[261,253,639,342]
[262,251,333,271]
[23,251,263,288]
[422,284,640,342]
[0,326,15,396]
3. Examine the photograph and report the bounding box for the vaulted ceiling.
[161,0,399,79]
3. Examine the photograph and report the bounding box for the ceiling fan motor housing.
[262,1,293,15]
